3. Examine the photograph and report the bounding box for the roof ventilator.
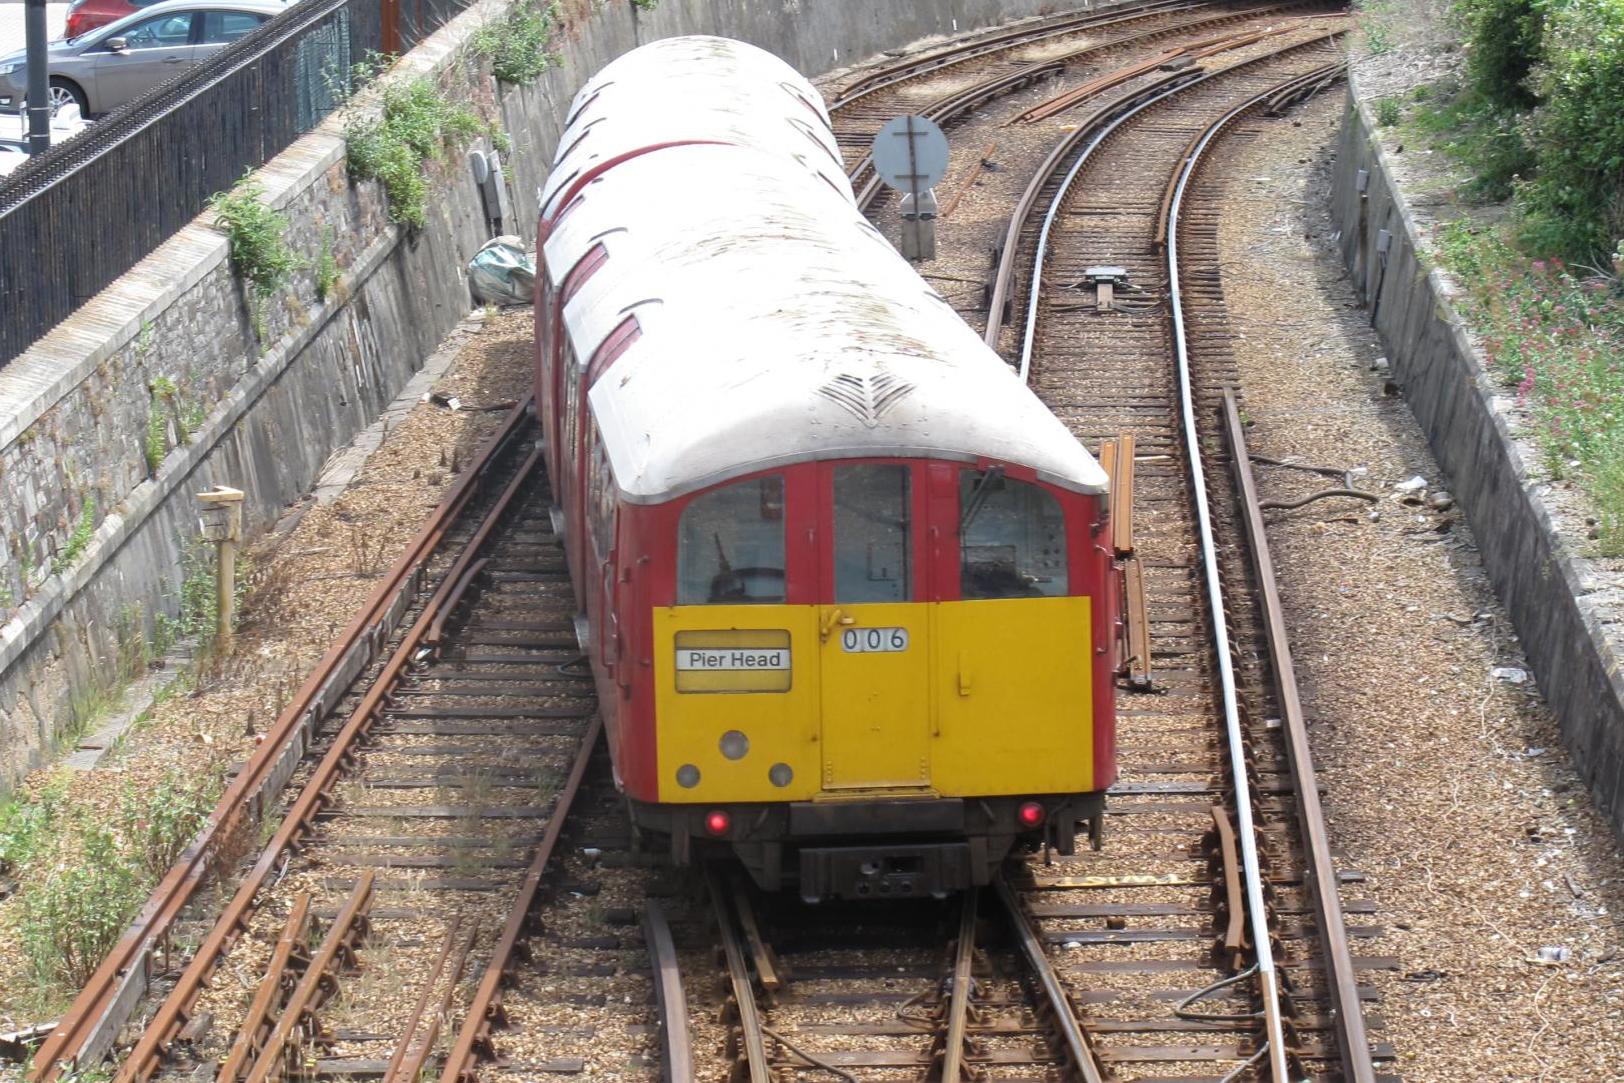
[817,370,916,428]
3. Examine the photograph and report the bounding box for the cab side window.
[833,464,910,603]
[959,470,1067,599]
[677,476,786,604]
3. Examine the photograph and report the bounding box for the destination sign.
[672,629,793,693]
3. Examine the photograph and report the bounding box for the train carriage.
[535,37,1120,900]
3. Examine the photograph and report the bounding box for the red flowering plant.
[1437,220,1624,552]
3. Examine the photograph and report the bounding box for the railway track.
[658,870,1104,1081]
[20,6,1395,1083]
[945,20,1388,1083]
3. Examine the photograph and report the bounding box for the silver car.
[0,0,288,117]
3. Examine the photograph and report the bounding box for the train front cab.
[625,458,1117,901]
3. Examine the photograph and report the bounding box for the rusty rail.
[217,895,312,1083]
[111,440,543,1083]
[436,712,602,1083]
[30,402,535,1083]
[829,0,1202,111]
[1223,390,1376,1083]
[1162,45,1354,1081]
[642,903,694,1083]
[241,874,374,1083]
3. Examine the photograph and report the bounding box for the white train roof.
[540,36,851,218]
[543,144,1107,503]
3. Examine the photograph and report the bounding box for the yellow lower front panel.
[652,596,1093,803]
[930,596,1093,795]
[653,605,822,803]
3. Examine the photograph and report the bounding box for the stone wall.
[0,0,1109,788]
[1331,86,1624,839]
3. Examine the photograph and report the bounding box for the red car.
[64,0,160,39]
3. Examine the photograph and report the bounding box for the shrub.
[1518,0,1624,261]
[1455,0,1545,110]
[346,77,483,229]
[118,770,218,882]
[1376,97,1402,126]
[0,775,70,874]
[15,821,142,989]
[469,0,560,84]
[208,177,302,300]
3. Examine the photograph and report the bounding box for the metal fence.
[0,0,476,367]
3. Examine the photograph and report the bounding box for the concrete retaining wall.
[0,0,1106,789]
[1331,87,1624,838]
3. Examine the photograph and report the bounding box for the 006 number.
[840,627,909,653]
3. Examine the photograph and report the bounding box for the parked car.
[63,0,166,42]
[0,0,287,117]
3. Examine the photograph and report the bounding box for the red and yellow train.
[533,37,1122,901]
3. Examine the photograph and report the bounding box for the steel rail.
[1223,391,1376,1083]
[983,68,1197,350]
[241,874,374,1083]
[706,869,772,1083]
[380,917,476,1083]
[846,4,1313,212]
[115,440,545,1083]
[993,877,1106,1083]
[29,402,536,1083]
[1010,29,1343,382]
[829,0,1202,111]
[938,890,979,1081]
[642,902,695,1083]
[216,895,312,1083]
[1161,49,1345,1080]
[436,710,602,1083]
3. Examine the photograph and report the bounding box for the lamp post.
[24,0,49,154]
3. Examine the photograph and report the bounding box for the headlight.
[0,64,21,78]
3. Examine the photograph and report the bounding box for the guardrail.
[0,0,471,368]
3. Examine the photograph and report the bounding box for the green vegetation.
[1435,220,1624,550]
[10,770,219,992]
[314,228,340,301]
[1456,0,1545,109]
[154,540,225,655]
[1422,0,1624,260]
[345,77,484,229]
[1375,97,1402,127]
[208,177,302,300]
[14,820,139,989]
[144,402,167,475]
[630,0,659,10]
[1517,0,1624,258]
[469,0,560,84]
[51,498,96,576]
[0,775,71,874]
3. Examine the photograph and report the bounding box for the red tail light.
[1018,802,1045,827]
[65,11,89,37]
[704,810,731,837]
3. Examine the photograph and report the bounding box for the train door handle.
[819,607,854,642]
[957,652,972,697]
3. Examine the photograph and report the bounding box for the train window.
[588,425,615,557]
[959,470,1067,599]
[833,465,910,603]
[677,476,786,605]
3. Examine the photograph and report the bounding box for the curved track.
[22,7,1392,1083]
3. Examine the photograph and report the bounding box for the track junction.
[20,4,1393,1082]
